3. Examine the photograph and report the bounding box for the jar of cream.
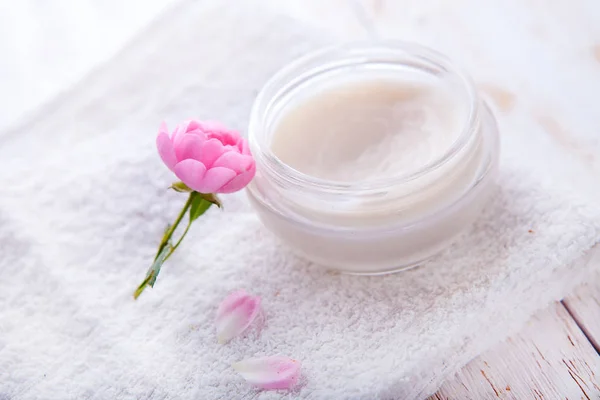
[247,42,499,274]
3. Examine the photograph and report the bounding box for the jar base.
[282,230,458,276]
[297,249,439,276]
[335,262,423,276]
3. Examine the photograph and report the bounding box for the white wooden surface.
[563,248,600,353]
[430,302,600,399]
[564,277,600,352]
[427,249,600,399]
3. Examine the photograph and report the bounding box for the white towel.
[1,1,599,399]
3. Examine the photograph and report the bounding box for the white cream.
[271,78,464,183]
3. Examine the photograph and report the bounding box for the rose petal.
[184,119,203,133]
[200,121,241,146]
[159,121,169,135]
[191,167,236,194]
[197,138,226,168]
[173,159,207,192]
[237,138,252,156]
[172,120,202,148]
[216,290,261,344]
[156,131,177,171]
[217,164,256,194]
[171,123,185,148]
[233,356,301,390]
[175,134,205,162]
[212,151,255,173]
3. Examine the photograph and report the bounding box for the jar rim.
[248,40,480,193]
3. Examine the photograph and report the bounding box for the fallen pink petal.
[232,356,301,390]
[216,290,262,344]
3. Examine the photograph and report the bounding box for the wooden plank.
[563,253,600,353]
[564,280,600,351]
[430,303,600,399]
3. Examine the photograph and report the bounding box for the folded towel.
[1,1,599,399]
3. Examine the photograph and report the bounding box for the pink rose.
[156,120,256,194]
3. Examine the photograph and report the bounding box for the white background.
[0,0,176,130]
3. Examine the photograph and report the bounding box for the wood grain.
[562,250,600,354]
[430,303,600,399]
[564,278,600,353]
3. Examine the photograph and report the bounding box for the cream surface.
[271,77,465,182]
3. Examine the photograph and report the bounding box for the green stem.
[134,193,195,299]
[164,220,192,262]
[133,273,153,300]
[153,193,194,261]
[162,197,214,262]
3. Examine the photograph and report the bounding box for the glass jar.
[246,42,500,274]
